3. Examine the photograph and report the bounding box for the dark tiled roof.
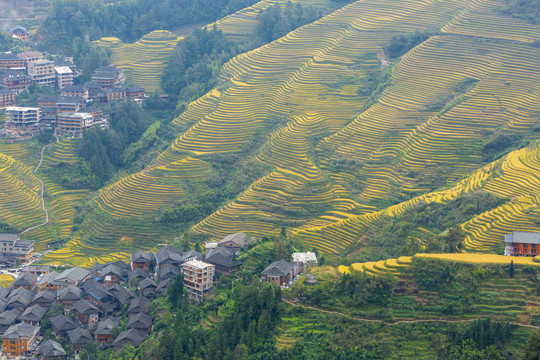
[38,339,66,357]
[219,232,250,247]
[139,278,157,290]
[261,259,294,277]
[113,328,145,349]
[50,314,78,332]
[61,85,85,93]
[155,246,182,264]
[58,285,81,301]
[131,251,153,262]
[2,322,36,340]
[206,251,242,269]
[128,296,150,313]
[88,287,113,301]
[126,86,145,93]
[0,87,14,95]
[73,299,99,315]
[19,304,48,322]
[78,105,102,114]
[0,53,21,61]
[0,309,22,326]
[13,272,37,287]
[56,267,90,283]
[127,312,152,330]
[96,317,120,335]
[31,289,56,303]
[159,264,180,278]
[128,269,150,281]
[102,264,124,277]
[6,288,33,309]
[180,250,202,263]
[68,327,93,345]
[156,278,172,295]
[111,260,130,271]
[114,287,136,306]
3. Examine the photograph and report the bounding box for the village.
[0,26,146,139]
[0,232,318,359]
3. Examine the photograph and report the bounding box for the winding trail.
[282,299,540,330]
[20,134,58,235]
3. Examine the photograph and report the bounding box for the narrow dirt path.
[282,299,540,330]
[20,133,58,235]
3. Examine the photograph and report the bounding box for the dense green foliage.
[77,102,156,187]
[482,131,528,162]
[501,0,540,23]
[162,26,243,103]
[384,30,433,59]
[342,191,506,262]
[73,38,112,84]
[254,2,320,43]
[39,0,258,53]
[162,2,323,102]
[0,31,26,53]
[155,281,283,359]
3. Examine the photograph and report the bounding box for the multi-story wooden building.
[8,26,30,42]
[0,70,31,93]
[91,66,124,88]
[61,85,88,99]
[57,112,93,137]
[131,251,153,271]
[1,323,38,357]
[182,260,215,302]
[0,87,16,109]
[0,54,24,70]
[261,259,295,286]
[505,231,540,257]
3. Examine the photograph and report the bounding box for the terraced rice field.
[0,153,44,230]
[212,0,332,41]
[339,254,540,275]
[0,274,14,288]
[17,139,91,251]
[74,0,540,257]
[95,30,182,92]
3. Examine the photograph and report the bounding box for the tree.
[523,330,540,360]
[509,260,515,278]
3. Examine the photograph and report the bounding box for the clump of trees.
[39,0,259,53]
[156,280,283,359]
[254,2,320,43]
[384,30,433,59]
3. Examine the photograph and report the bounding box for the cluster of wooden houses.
[0,232,318,358]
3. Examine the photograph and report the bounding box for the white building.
[182,260,215,302]
[55,66,74,89]
[292,252,318,275]
[5,106,41,129]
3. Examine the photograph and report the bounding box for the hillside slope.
[94,30,182,92]
[45,0,540,261]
